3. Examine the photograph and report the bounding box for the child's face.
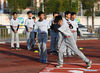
[58,20,63,26]
[65,14,71,19]
[39,14,45,20]
[13,14,17,19]
[33,18,36,22]
[28,13,32,18]
[54,14,59,19]
[72,14,76,19]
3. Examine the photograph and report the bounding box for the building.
[95,2,100,12]
[0,0,7,9]
[0,0,8,13]
[34,0,44,9]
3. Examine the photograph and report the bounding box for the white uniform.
[70,19,78,41]
[63,18,75,56]
[58,23,89,65]
[34,19,50,61]
[25,18,35,50]
[10,18,20,48]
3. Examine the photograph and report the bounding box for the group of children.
[10,11,36,50]
[10,11,92,69]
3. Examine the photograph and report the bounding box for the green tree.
[81,0,98,29]
[45,0,78,14]
[71,0,79,12]
[7,0,33,12]
[45,0,59,14]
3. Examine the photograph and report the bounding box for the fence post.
[98,27,100,39]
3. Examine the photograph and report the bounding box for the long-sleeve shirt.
[70,20,78,31]
[70,20,80,36]
[10,18,20,32]
[25,18,35,31]
[63,18,73,29]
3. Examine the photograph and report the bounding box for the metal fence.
[0,25,100,43]
[80,25,100,39]
[0,25,26,43]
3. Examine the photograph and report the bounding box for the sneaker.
[49,51,53,55]
[43,60,47,63]
[86,60,92,69]
[11,47,15,50]
[53,51,58,54]
[32,44,35,48]
[40,60,47,63]
[27,46,32,51]
[56,64,63,68]
[16,47,20,50]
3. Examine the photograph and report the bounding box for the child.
[54,15,92,69]
[10,12,20,50]
[49,12,59,54]
[70,12,80,41]
[25,11,35,50]
[32,16,36,23]
[34,11,50,63]
[63,11,75,56]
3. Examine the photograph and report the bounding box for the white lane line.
[50,62,100,65]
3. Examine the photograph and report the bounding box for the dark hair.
[53,12,59,16]
[32,16,36,19]
[71,12,76,16]
[12,12,17,15]
[65,11,71,16]
[38,11,44,16]
[54,15,62,23]
[27,11,32,14]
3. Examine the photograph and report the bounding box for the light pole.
[0,0,4,13]
[81,3,83,17]
[41,0,45,12]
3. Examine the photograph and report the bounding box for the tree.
[7,0,33,12]
[45,0,59,14]
[45,0,79,14]
[81,0,98,29]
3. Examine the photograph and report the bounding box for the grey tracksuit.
[58,24,89,65]
[34,20,50,61]
[25,18,35,50]
[10,18,20,48]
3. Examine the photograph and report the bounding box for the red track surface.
[0,40,100,73]
[40,63,100,73]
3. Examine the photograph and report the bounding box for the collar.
[13,18,16,20]
[65,18,69,21]
[38,19,44,22]
[71,18,74,21]
[28,18,32,19]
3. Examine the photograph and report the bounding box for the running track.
[0,40,100,73]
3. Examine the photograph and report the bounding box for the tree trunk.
[87,15,89,32]
[92,7,94,30]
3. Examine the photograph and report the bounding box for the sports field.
[0,40,100,73]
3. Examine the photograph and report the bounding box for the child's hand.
[35,38,37,42]
[77,36,79,39]
[68,22,71,24]
[71,30,76,33]
[14,30,17,33]
[28,29,30,32]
